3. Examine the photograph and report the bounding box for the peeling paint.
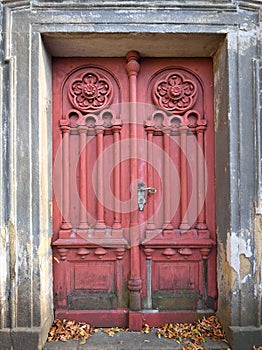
[217,239,237,327]
[226,231,253,278]
[240,253,252,282]
[254,212,262,325]
[219,238,238,291]
[0,224,6,248]
[0,224,8,328]
[9,220,17,329]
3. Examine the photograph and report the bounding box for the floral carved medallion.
[153,71,197,114]
[68,71,113,112]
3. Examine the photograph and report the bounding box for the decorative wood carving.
[64,109,122,132]
[200,248,211,259]
[153,71,197,114]
[68,71,113,112]
[126,51,142,312]
[77,247,90,259]
[162,248,176,259]
[178,248,193,259]
[144,248,154,260]
[57,248,69,260]
[115,247,126,260]
[53,56,216,325]
[94,247,107,259]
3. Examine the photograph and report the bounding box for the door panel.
[52,53,216,329]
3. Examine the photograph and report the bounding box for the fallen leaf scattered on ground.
[253,347,262,350]
[142,323,151,334]
[47,319,93,343]
[47,315,230,349]
[103,327,128,337]
[157,316,229,350]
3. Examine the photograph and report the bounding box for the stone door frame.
[0,2,261,349]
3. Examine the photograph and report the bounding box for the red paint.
[95,126,106,231]
[179,125,190,232]
[126,52,142,313]
[78,125,88,230]
[52,55,216,329]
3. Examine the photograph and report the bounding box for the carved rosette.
[68,71,113,112]
[153,72,197,114]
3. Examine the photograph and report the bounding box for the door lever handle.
[138,182,157,211]
[141,186,157,194]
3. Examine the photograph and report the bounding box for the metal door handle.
[141,186,157,194]
[138,182,157,211]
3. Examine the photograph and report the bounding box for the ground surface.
[43,327,230,350]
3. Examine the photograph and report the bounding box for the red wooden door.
[52,52,216,330]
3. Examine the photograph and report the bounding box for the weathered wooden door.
[52,52,216,329]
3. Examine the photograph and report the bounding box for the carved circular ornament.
[68,71,113,112]
[153,72,197,113]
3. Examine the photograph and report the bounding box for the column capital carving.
[128,278,142,291]
[60,120,71,132]
[126,51,140,77]
[95,125,105,134]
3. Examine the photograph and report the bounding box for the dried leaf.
[47,319,93,343]
[157,316,230,350]
[111,327,121,332]
[142,324,151,334]
[103,327,128,337]
[79,338,86,345]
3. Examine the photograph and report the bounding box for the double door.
[52,52,216,329]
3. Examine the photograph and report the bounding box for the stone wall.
[0,1,261,349]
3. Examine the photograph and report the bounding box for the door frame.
[2,2,261,348]
[46,32,229,326]
[45,31,229,323]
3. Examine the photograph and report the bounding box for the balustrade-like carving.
[162,248,176,259]
[59,110,122,235]
[144,67,209,239]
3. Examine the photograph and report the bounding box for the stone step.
[43,329,230,350]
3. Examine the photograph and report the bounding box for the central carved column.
[126,51,142,322]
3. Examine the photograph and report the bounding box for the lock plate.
[137,182,157,211]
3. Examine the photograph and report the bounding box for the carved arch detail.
[62,109,122,131]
